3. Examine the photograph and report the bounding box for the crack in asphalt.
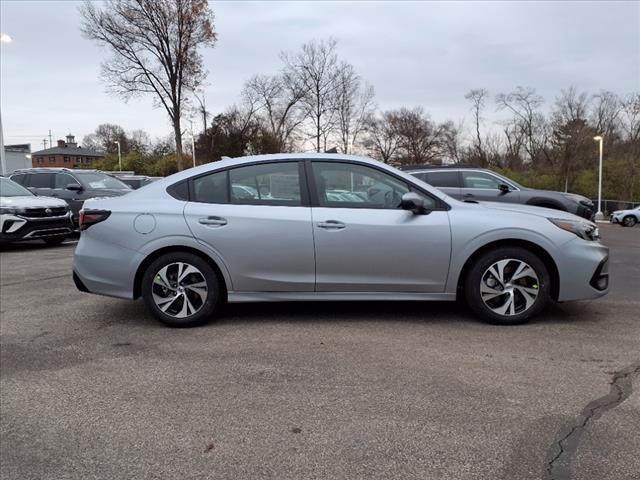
[543,362,640,480]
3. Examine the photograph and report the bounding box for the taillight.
[79,209,111,231]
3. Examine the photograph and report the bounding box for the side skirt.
[227,292,457,303]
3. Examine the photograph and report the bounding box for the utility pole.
[48,129,52,148]
[190,120,196,168]
[43,139,48,149]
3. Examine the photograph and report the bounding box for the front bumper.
[555,238,609,301]
[0,213,74,243]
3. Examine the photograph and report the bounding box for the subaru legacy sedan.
[73,154,609,327]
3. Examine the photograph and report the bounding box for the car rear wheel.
[464,247,550,325]
[622,215,637,227]
[141,252,221,327]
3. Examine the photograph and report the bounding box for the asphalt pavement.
[1,225,638,480]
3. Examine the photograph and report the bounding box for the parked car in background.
[1,177,73,246]
[74,154,608,328]
[114,175,157,190]
[610,206,640,227]
[10,168,132,225]
[405,166,595,220]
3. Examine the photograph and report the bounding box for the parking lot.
[1,224,638,480]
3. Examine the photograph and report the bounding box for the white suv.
[0,177,73,246]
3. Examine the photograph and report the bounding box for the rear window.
[425,171,459,188]
[193,171,228,204]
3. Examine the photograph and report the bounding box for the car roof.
[164,153,390,183]
[11,168,99,174]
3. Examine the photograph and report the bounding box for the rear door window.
[425,171,460,188]
[193,171,229,204]
[29,173,55,188]
[229,162,302,206]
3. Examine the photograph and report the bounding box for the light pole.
[594,135,604,221]
[114,141,122,172]
[0,33,13,176]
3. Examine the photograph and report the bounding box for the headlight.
[0,207,21,215]
[549,218,599,241]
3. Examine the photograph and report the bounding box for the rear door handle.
[463,193,474,198]
[198,216,227,227]
[317,220,346,230]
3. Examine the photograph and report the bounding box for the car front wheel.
[464,247,551,325]
[141,252,221,327]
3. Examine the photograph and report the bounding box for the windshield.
[0,177,34,197]
[74,172,131,190]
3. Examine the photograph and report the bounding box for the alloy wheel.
[480,259,540,316]
[151,262,208,318]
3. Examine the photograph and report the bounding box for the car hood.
[0,195,68,209]
[477,201,587,222]
[612,208,638,215]
[85,188,132,198]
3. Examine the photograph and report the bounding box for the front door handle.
[317,220,346,230]
[198,216,227,227]
[463,193,475,198]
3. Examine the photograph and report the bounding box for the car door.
[309,161,451,293]
[460,170,520,203]
[52,173,84,217]
[183,161,315,292]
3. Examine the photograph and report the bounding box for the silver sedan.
[73,154,609,327]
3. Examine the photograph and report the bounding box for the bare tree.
[464,88,488,166]
[551,87,596,191]
[281,38,341,152]
[335,63,376,154]
[242,73,305,152]
[496,86,547,165]
[590,90,621,141]
[80,0,217,170]
[82,123,128,154]
[363,112,400,164]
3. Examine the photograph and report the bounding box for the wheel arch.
[133,245,229,301]
[525,197,567,211]
[456,239,560,301]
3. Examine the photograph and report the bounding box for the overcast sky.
[1,0,638,152]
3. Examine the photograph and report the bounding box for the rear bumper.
[73,233,144,299]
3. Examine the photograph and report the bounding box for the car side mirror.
[498,183,510,193]
[66,183,83,191]
[401,192,428,214]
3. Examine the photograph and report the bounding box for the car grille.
[20,207,68,218]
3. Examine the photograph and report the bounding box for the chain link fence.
[590,199,640,217]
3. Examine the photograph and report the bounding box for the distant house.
[3,144,32,173]
[31,134,104,168]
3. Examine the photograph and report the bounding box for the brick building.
[31,134,104,168]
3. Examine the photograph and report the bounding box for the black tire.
[464,246,551,325]
[622,216,637,227]
[141,252,222,327]
[44,236,66,246]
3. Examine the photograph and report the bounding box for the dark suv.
[10,168,132,225]
[405,166,594,220]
